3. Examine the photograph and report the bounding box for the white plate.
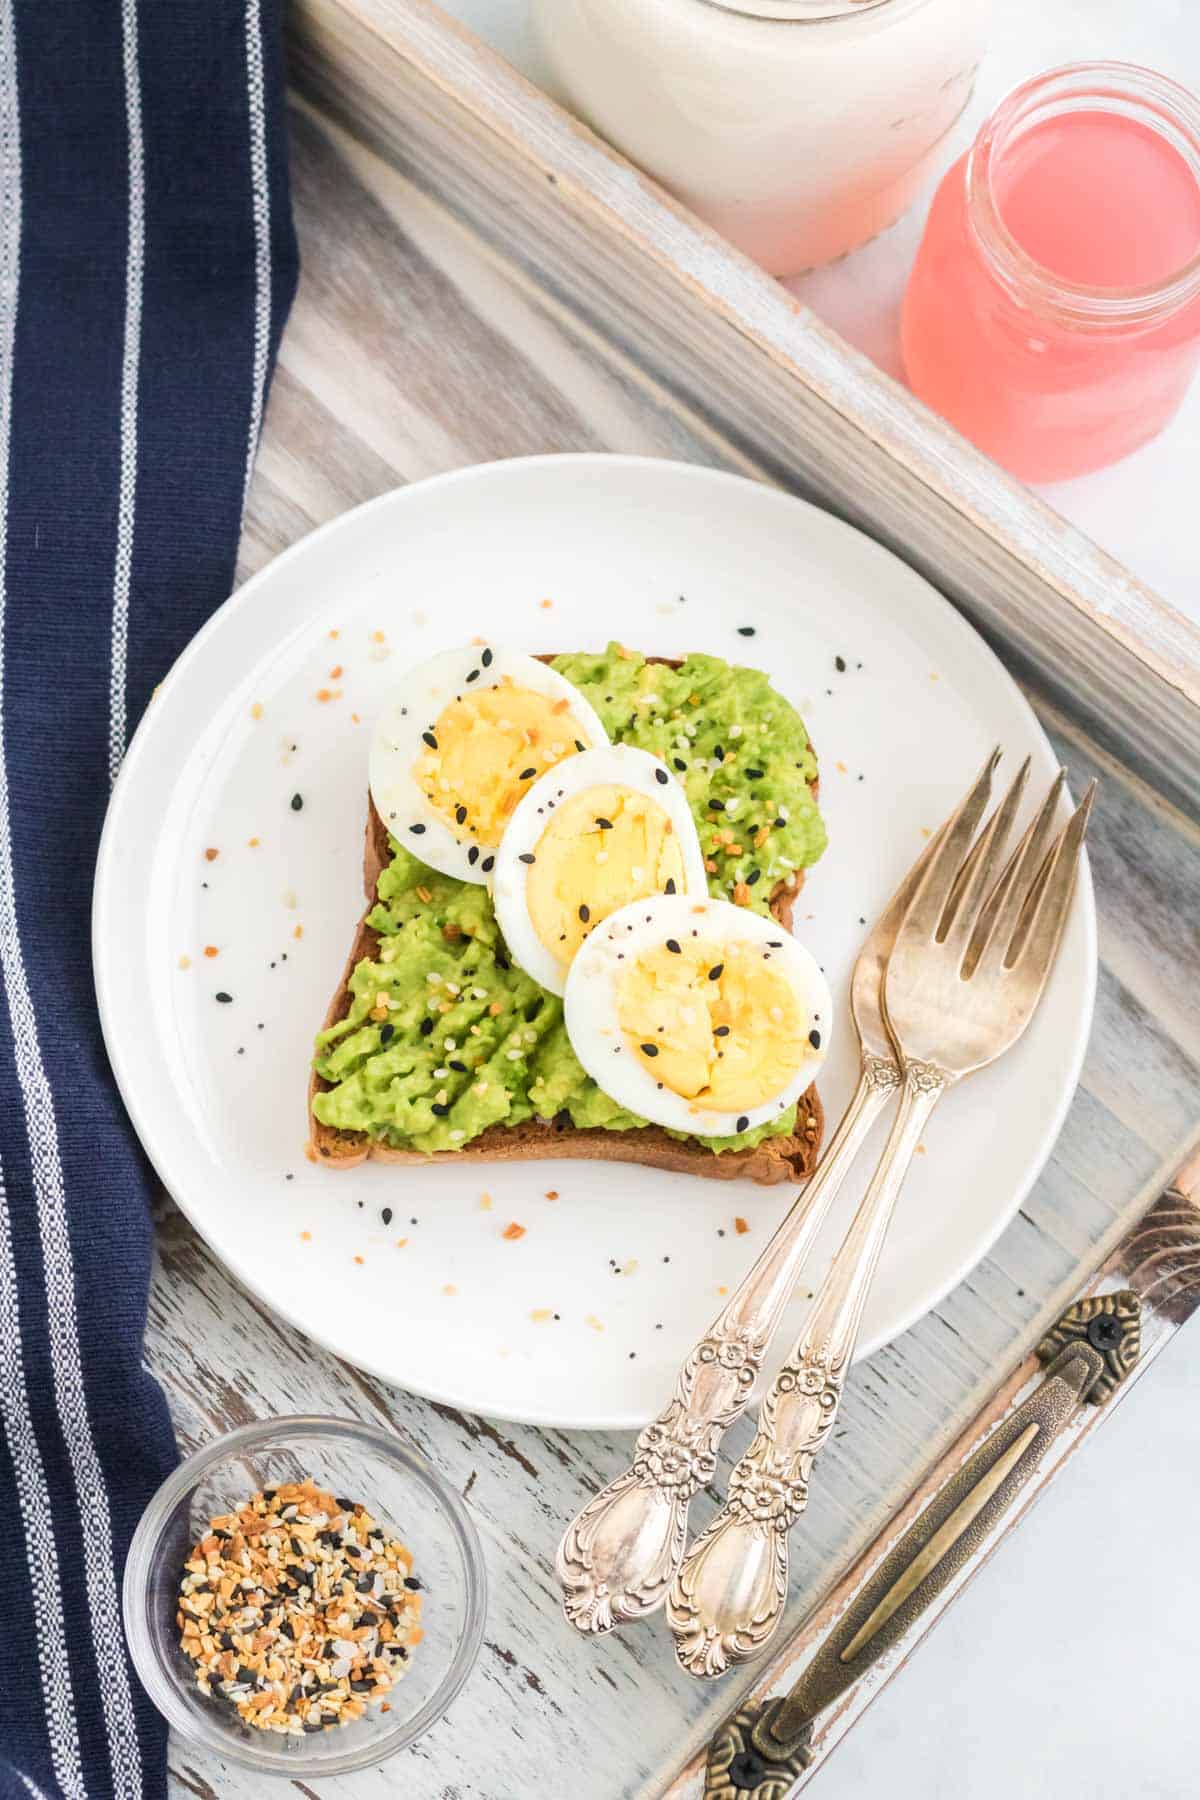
[95,456,1095,1431]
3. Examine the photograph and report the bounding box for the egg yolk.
[526,785,687,970]
[413,679,586,844]
[616,936,807,1113]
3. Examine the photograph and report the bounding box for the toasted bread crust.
[308,657,824,1185]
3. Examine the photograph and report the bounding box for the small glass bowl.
[123,1415,487,1776]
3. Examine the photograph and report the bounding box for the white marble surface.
[441,0,1200,623]
[420,6,1200,1796]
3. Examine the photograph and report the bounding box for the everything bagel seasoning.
[176,1478,423,1735]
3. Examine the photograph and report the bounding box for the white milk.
[533,0,992,274]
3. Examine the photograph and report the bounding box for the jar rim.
[695,0,906,23]
[967,61,1200,327]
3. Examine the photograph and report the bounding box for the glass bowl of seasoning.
[123,1414,487,1775]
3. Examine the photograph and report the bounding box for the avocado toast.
[309,646,827,1185]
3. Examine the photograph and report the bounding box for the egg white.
[563,894,830,1137]
[491,745,707,995]
[368,646,607,883]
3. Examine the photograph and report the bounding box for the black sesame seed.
[673,758,687,772]
[455,804,467,825]
[714,745,724,761]
[809,1028,822,1050]
[665,878,676,895]
[655,768,669,784]
[482,854,495,872]
[640,1043,659,1057]
[736,1114,749,1132]
[835,655,846,672]
[448,1059,467,1072]
[737,626,756,637]
[380,1022,395,1045]
[665,939,681,954]
[290,793,303,811]
[519,767,536,781]
[773,817,786,829]
[410,823,426,835]
[431,1102,450,1117]
[746,768,764,780]
[494,948,509,969]
[519,852,536,865]
[481,647,493,667]
[714,1025,730,1037]
[468,846,479,865]
[419,1018,434,1036]
[709,799,725,812]
[466,667,480,683]
[574,739,586,752]
[404,1576,423,1592]
[578,904,590,923]
[215,991,233,1004]
[422,730,438,749]
[595,817,613,830]
[708,964,724,981]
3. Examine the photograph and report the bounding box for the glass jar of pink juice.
[902,63,1200,483]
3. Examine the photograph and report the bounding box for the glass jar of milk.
[532,0,991,275]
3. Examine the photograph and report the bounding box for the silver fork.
[667,758,1094,1677]
[554,783,961,1636]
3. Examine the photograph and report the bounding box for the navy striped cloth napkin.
[0,5,296,1796]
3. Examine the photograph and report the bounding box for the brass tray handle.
[703,1290,1141,1800]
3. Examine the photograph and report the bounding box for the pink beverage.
[902,64,1200,483]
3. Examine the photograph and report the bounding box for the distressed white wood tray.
[155,4,1200,1795]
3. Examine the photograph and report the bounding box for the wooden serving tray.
[154,6,1200,1796]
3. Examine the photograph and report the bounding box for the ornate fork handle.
[668,1059,948,1676]
[555,1056,902,1635]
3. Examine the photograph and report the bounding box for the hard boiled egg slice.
[369,646,607,883]
[492,745,707,995]
[564,893,830,1137]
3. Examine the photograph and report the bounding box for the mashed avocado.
[312,645,826,1154]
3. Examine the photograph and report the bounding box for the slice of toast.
[309,659,825,1185]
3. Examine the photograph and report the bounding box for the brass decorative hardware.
[701,1289,1140,1798]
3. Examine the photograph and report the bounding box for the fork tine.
[898,748,1001,945]
[966,770,1066,977]
[1007,781,1095,981]
[940,757,1030,951]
